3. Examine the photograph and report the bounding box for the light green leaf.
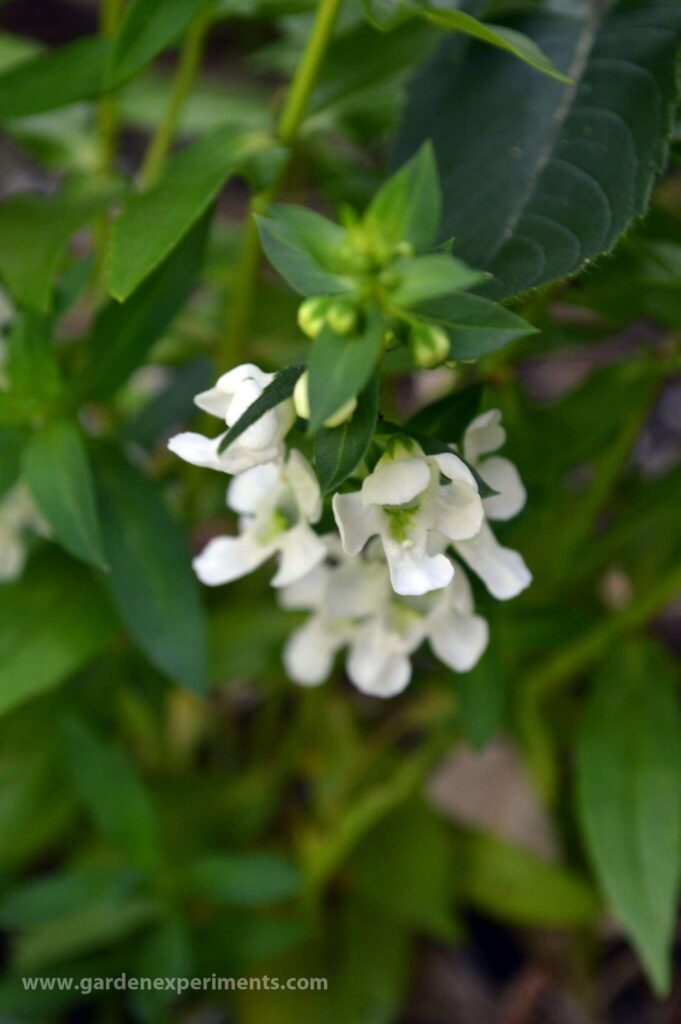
[577,642,681,995]
[390,253,486,309]
[0,37,110,122]
[109,0,211,85]
[0,427,24,498]
[308,313,383,433]
[94,446,208,694]
[184,852,302,906]
[314,374,379,494]
[23,420,107,570]
[256,203,351,297]
[364,142,441,253]
[424,8,572,84]
[422,292,538,358]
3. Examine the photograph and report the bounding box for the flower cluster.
[169,363,531,698]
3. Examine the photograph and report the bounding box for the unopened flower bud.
[293,371,357,428]
[297,297,330,338]
[392,240,414,259]
[326,300,357,336]
[410,323,450,367]
[378,268,401,291]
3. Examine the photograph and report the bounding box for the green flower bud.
[410,322,451,368]
[293,371,358,428]
[392,240,414,259]
[297,297,329,338]
[326,300,357,336]
[378,268,401,291]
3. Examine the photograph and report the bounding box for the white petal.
[480,456,526,521]
[382,532,454,596]
[278,562,329,611]
[283,619,338,687]
[193,384,232,419]
[222,441,283,474]
[271,522,326,588]
[455,522,532,600]
[435,481,484,541]
[333,492,380,556]
[447,560,475,614]
[432,451,477,488]
[429,611,489,672]
[346,623,412,698]
[286,449,321,522]
[167,431,231,472]
[463,409,505,462]
[0,538,26,581]
[361,457,430,507]
[326,560,388,619]
[228,463,280,515]
[193,531,274,586]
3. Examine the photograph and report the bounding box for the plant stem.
[223,0,344,362]
[138,8,212,190]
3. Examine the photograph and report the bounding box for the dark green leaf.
[314,374,379,494]
[577,642,681,995]
[398,1,681,299]
[256,204,351,296]
[23,420,106,571]
[423,292,538,358]
[454,644,506,749]
[308,314,383,433]
[184,852,302,906]
[4,312,61,405]
[94,446,208,694]
[409,383,483,441]
[217,364,303,453]
[0,427,24,498]
[0,37,110,122]
[109,0,210,85]
[364,142,441,253]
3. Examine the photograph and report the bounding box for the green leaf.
[577,642,681,995]
[390,253,485,308]
[423,292,538,358]
[460,832,599,927]
[184,852,302,906]
[314,374,379,494]
[408,382,483,441]
[4,312,61,405]
[454,644,506,750]
[398,0,681,299]
[0,866,141,929]
[23,420,107,570]
[79,212,210,400]
[217,364,303,454]
[364,142,441,253]
[94,446,208,694]
[0,180,120,312]
[307,314,383,433]
[423,9,572,84]
[109,129,264,300]
[0,37,110,122]
[0,552,115,718]
[109,0,211,85]
[0,427,24,498]
[256,204,351,297]
[63,717,161,869]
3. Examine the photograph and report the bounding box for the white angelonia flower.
[0,484,46,582]
[193,449,325,589]
[332,436,483,597]
[422,561,489,671]
[168,363,294,475]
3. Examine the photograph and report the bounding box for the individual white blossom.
[332,436,483,597]
[193,449,325,589]
[0,484,46,582]
[168,363,294,475]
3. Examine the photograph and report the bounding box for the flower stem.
[223,0,344,363]
[138,8,212,190]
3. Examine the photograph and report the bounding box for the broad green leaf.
[0,180,120,311]
[314,374,379,494]
[390,253,485,308]
[460,831,599,927]
[422,292,538,358]
[398,0,681,299]
[218,364,303,453]
[109,0,211,85]
[364,142,441,253]
[184,853,302,906]
[63,717,161,869]
[79,212,210,400]
[424,9,572,84]
[0,552,115,718]
[94,446,208,694]
[453,645,506,750]
[307,314,383,433]
[23,420,107,570]
[577,642,681,995]
[109,129,265,300]
[256,204,351,297]
[4,312,61,406]
[408,382,483,441]
[0,37,110,122]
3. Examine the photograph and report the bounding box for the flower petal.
[455,522,532,600]
[286,449,321,523]
[193,531,274,586]
[480,456,526,521]
[429,610,489,672]
[361,457,430,507]
[435,481,484,541]
[278,562,329,610]
[271,522,326,588]
[228,463,280,515]
[283,618,338,687]
[333,492,380,556]
[433,451,477,488]
[167,431,229,471]
[346,623,412,698]
[382,533,454,596]
[463,409,505,462]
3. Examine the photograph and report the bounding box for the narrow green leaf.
[408,383,483,441]
[217,364,303,454]
[184,853,302,906]
[390,253,486,309]
[94,446,208,694]
[308,314,383,433]
[454,645,506,749]
[256,204,351,296]
[23,419,107,570]
[424,9,572,84]
[314,374,379,494]
[423,292,538,358]
[0,426,24,498]
[364,142,441,253]
[577,642,681,995]
[0,37,110,122]
[109,129,263,300]
[109,0,211,85]
[0,552,116,718]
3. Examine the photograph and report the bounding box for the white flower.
[193,449,325,589]
[422,562,489,671]
[0,484,45,582]
[463,409,526,521]
[332,437,483,597]
[168,363,294,475]
[454,521,531,601]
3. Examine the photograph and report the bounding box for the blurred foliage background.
[0,0,681,1021]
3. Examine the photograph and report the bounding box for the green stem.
[224,0,344,362]
[138,8,212,190]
